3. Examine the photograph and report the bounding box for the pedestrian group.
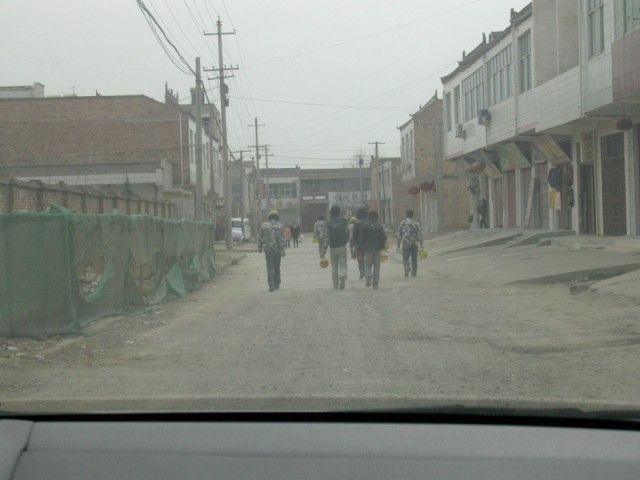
[258,207,424,292]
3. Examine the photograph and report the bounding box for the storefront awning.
[533,135,571,165]
[498,142,531,171]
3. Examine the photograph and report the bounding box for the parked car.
[231,218,250,243]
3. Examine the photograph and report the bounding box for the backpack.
[327,217,348,247]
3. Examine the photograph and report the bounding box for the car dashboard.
[2,415,640,479]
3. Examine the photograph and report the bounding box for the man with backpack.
[326,205,349,290]
[257,210,286,292]
[397,209,424,277]
[358,210,387,289]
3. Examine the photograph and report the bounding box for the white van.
[231,218,251,242]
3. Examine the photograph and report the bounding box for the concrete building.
[441,0,640,237]
[299,168,371,232]
[370,157,421,227]
[256,167,302,227]
[399,94,468,232]
[0,82,44,99]
[169,85,224,209]
[0,93,220,221]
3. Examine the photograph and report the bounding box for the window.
[461,67,484,121]
[588,0,604,57]
[453,85,461,124]
[622,0,640,34]
[487,45,512,105]
[518,31,532,92]
[444,92,452,131]
[268,182,297,199]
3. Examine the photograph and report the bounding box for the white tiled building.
[441,0,640,236]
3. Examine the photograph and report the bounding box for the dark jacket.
[326,216,348,248]
[358,220,387,253]
[352,219,365,251]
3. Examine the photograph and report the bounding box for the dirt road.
[2,240,640,412]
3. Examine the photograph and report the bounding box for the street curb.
[508,262,640,286]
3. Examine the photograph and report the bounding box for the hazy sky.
[2,0,530,168]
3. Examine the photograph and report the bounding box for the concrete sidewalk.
[393,234,640,302]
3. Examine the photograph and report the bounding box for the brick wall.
[0,177,176,218]
[440,176,470,231]
[391,161,420,226]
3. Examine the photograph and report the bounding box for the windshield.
[2,0,640,418]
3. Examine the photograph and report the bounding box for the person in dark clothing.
[358,210,387,289]
[351,207,368,279]
[257,210,286,292]
[326,205,349,289]
[478,198,489,229]
[291,223,300,247]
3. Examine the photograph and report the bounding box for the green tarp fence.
[0,206,216,337]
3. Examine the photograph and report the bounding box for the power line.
[136,0,194,74]
[229,96,409,112]
[244,0,487,70]
[159,0,202,57]
[272,154,353,161]
[200,0,220,25]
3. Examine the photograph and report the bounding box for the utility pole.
[355,155,366,208]
[194,57,203,220]
[232,150,251,238]
[205,18,237,250]
[261,145,274,211]
[368,141,385,161]
[248,117,265,235]
[368,141,385,220]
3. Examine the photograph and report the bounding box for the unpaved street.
[2,240,640,412]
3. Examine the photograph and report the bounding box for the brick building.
[398,93,468,232]
[370,157,420,227]
[0,93,222,220]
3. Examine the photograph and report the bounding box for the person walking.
[397,209,424,277]
[292,223,300,247]
[326,205,349,290]
[358,210,387,289]
[257,210,285,292]
[284,225,292,248]
[351,207,368,279]
[478,198,489,229]
[313,215,328,258]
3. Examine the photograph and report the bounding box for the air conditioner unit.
[478,109,491,126]
[455,124,466,139]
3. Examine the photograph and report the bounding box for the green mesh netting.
[0,207,216,337]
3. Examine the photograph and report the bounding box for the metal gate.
[301,203,328,233]
[601,133,627,236]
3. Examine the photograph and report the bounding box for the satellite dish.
[616,116,633,131]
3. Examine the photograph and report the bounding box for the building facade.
[370,157,421,227]
[441,0,640,236]
[399,94,468,232]
[0,82,44,99]
[0,93,220,221]
[299,168,371,232]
